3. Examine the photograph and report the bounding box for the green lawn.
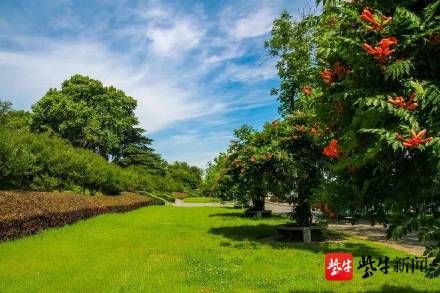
[184,197,220,203]
[0,207,438,292]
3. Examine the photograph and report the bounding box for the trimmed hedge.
[172,192,190,200]
[0,191,154,241]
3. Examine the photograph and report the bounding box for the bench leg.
[303,228,311,243]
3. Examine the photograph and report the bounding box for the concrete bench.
[276,225,322,243]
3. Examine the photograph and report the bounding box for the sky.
[0,0,316,168]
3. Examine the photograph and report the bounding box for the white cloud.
[123,4,206,58]
[153,130,233,167]
[146,19,205,56]
[0,0,292,167]
[201,42,245,65]
[221,60,277,83]
[225,6,276,40]
[0,38,221,133]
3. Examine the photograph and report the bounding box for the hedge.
[0,191,154,241]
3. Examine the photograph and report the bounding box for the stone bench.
[276,225,323,243]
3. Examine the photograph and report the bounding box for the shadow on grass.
[209,211,285,220]
[364,285,428,293]
[208,212,245,218]
[208,224,385,257]
[287,286,426,293]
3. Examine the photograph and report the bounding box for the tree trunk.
[294,200,312,226]
[252,196,265,211]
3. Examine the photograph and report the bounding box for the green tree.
[167,162,203,192]
[202,153,229,196]
[212,115,325,223]
[31,75,153,161]
[0,100,12,117]
[267,0,440,276]
[116,127,166,175]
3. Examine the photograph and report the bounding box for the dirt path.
[265,201,293,214]
[265,201,430,256]
[173,198,234,207]
[329,223,432,256]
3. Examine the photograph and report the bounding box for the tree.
[0,100,12,117]
[31,75,156,163]
[202,153,229,196]
[167,162,203,192]
[211,116,326,222]
[267,0,440,276]
[115,127,166,176]
[1,100,32,130]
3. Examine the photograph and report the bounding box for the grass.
[184,197,220,203]
[0,206,439,292]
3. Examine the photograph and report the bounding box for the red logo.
[325,253,353,281]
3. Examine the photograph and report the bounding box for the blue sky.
[0,0,316,167]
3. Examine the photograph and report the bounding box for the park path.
[265,201,430,256]
[172,198,234,207]
[329,223,433,256]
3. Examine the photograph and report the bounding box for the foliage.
[0,191,154,241]
[31,75,163,174]
[2,98,201,195]
[167,161,203,192]
[0,127,169,195]
[116,136,166,176]
[0,100,12,117]
[265,0,440,277]
[202,152,229,196]
[210,113,326,224]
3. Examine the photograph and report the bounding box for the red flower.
[360,8,392,31]
[323,139,341,159]
[362,37,397,63]
[333,62,351,76]
[388,92,418,110]
[360,8,375,23]
[320,69,334,84]
[396,129,433,148]
[379,37,398,48]
[303,85,313,96]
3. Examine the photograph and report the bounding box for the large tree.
[31,75,162,172]
[211,115,325,222]
[267,0,440,276]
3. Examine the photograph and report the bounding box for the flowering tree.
[211,124,293,212]
[266,0,440,276]
[210,110,327,224]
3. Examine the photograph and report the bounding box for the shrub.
[0,191,154,241]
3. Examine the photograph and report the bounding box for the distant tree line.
[0,75,202,195]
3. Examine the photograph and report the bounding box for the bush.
[0,128,157,195]
[0,191,154,241]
